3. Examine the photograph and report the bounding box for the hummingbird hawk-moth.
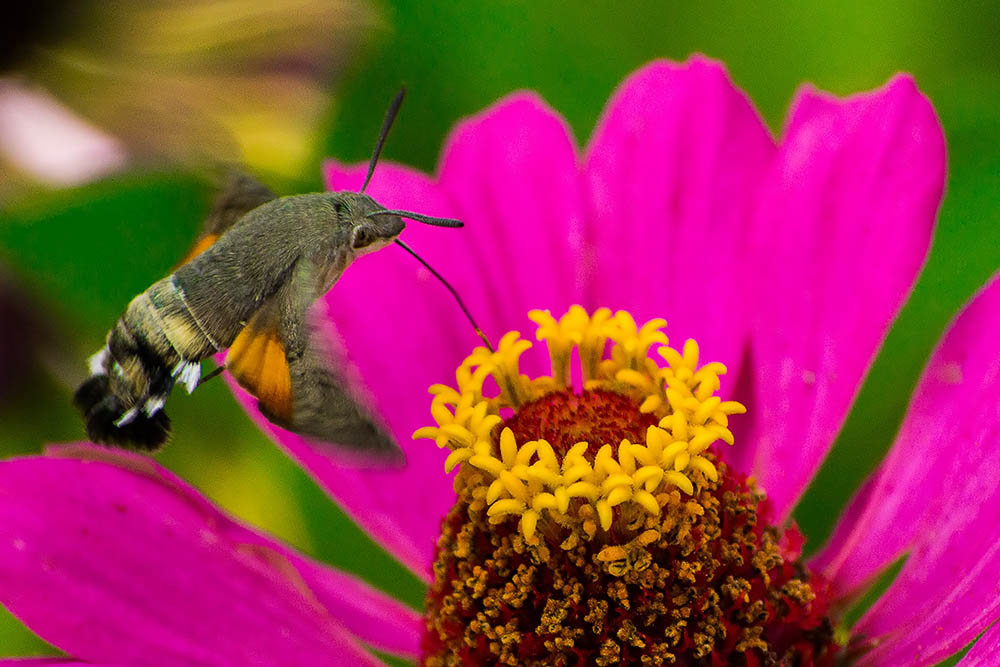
[74,89,486,460]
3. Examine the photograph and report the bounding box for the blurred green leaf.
[0,172,210,347]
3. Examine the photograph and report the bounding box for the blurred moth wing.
[225,252,399,461]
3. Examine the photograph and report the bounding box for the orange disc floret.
[504,389,660,458]
[422,459,836,666]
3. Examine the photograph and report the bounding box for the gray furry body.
[174,195,359,348]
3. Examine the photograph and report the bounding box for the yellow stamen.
[414,306,745,542]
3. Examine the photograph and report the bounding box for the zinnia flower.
[2,56,998,665]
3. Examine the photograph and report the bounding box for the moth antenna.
[367,209,464,228]
[394,239,494,352]
[361,87,406,193]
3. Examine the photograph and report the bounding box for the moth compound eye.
[352,227,374,249]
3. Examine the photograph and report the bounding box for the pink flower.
[2,56,997,665]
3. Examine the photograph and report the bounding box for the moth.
[74,89,486,460]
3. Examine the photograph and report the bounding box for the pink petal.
[805,275,1000,664]
[735,75,946,516]
[856,542,1000,666]
[0,445,421,665]
[959,622,1000,667]
[583,56,775,385]
[815,275,1000,597]
[436,92,586,353]
[0,661,100,665]
[242,97,587,577]
[227,372,447,582]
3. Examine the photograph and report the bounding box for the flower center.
[504,389,659,458]
[415,307,837,665]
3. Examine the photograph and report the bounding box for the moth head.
[342,86,462,256]
[328,192,405,256]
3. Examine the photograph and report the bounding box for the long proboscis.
[394,239,493,352]
[362,87,406,193]
[367,209,463,228]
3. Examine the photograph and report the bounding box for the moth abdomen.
[75,275,216,450]
[134,277,222,362]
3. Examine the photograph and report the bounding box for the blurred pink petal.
[227,371,446,582]
[735,75,946,517]
[958,623,1000,666]
[583,56,775,386]
[0,79,127,185]
[0,445,419,665]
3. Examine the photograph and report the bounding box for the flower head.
[416,307,837,664]
[2,56,997,666]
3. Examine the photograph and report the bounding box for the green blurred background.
[1,0,997,659]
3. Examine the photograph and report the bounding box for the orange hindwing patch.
[177,234,220,267]
[226,323,293,423]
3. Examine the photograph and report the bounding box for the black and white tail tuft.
[73,374,171,451]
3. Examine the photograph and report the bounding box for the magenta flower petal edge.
[0,445,420,665]
[733,74,946,519]
[0,659,104,665]
[958,619,1000,667]
[583,57,775,385]
[815,274,1000,664]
